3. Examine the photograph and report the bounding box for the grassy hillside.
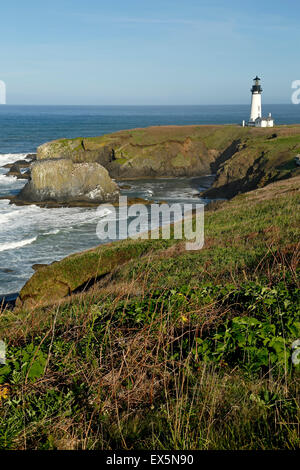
[0,175,299,450]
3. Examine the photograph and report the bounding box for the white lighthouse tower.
[249,76,262,122]
[243,76,274,128]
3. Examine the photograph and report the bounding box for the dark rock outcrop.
[7,164,30,179]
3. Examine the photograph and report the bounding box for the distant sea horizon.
[0,103,294,106]
[0,104,299,154]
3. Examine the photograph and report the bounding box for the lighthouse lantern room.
[243,76,274,128]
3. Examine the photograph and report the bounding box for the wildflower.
[0,384,9,404]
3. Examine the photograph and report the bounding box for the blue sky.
[1,0,299,104]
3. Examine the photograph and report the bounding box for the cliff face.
[36,125,300,196]
[17,159,119,204]
[202,128,300,198]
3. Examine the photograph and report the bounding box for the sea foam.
[0,153,31,167]
[0,173,18,185]
[0,236,37,252]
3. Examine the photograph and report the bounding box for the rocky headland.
[18,124,300,204]
[5,125,300,206]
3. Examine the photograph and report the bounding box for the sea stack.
[17,159,120,205]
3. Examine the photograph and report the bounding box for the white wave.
[0,205,39,226]
[0,153,31,167]
[0,201,105,236]
[0,236,37,252]
[0,173,18,184]
[96,207,113,218]
[44,229,60,235]
[0,173,27,193]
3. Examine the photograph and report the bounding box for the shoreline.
[0,162,215,301]
[0,201,215,303]
[0,198,225,306]
[1,123,300,304]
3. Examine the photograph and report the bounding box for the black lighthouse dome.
[251,76,263,93]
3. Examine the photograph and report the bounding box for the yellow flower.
[0,384,9,403]
[181,315,188,323]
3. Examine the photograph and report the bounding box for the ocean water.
[0,105,299,296]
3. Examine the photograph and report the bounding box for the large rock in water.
[17,159,119,204]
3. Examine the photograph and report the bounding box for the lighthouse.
[243,76,274,128]
[250,76,262,122]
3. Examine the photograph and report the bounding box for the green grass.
[0,177,299,450]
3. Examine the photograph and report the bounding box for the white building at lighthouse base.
[244,113,274,128]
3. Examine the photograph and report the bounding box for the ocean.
[0,104,299,296]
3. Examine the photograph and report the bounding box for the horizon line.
[0,103,293,107]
